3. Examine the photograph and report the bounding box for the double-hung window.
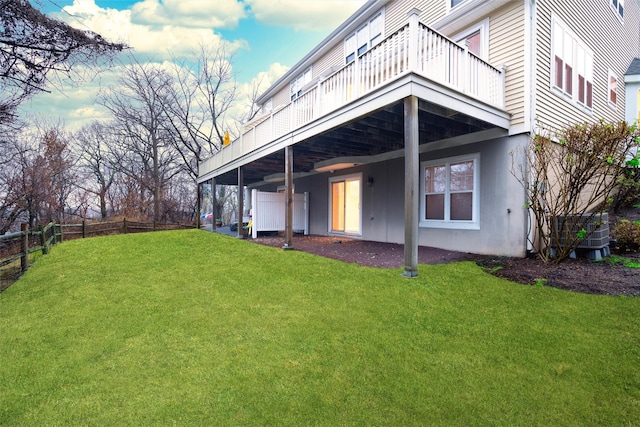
[552,16,593,110]
[421,154,479,229]
[290,67,312,101]
[344,10,384,64]
[611,0,624,19]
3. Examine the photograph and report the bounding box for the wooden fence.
[0,219,195,291]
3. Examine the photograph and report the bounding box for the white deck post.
[407,8,420,72]
[211,178,217,231]
[304,192,309,235]
[403,95,419,277]
[283,146,294,249]
[463,40,470,94]
[237,166,244,239]
[251,189,257,239]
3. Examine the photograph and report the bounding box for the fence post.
[82,220,86,238]
[20,223,28,272]
[153,220,157,231]
[123,218,128,234]
[39,224,48,255]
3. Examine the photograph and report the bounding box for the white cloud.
[246,0,366,31]
[58,0,246,60]
[130,0,246,29]
[24,66,124,130]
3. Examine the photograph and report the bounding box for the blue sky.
[30,0,367,128]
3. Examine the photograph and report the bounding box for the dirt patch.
[475,253,640,296]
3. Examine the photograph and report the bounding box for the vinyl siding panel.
[490,2,526,129]
[271,85,291,109]
[385,0,447,34]
[312,44,344,79]
[534,0,640,130]
[267,31,345,109]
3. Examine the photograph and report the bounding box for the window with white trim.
[608,70,618,107]
[421,154,479,229]
[552,16,593,110]
[290,67,312,101]
[611,0,624,19]
[451,0,468,8]
[453,19,489,60]
[344,10,384,64]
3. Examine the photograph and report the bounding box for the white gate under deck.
[251,190,309,239]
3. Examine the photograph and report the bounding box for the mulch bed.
[252,234,640,297]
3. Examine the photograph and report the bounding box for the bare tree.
[0,136,28,233]
[74,121,120,219]
[162,44,238,181]
[1,124,74,229]
[99,59,181,222]
[39,126,76,222]
[0,0,126,125]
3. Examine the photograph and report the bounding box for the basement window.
[421,153,480,230]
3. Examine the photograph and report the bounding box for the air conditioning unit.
[552,212,609,249]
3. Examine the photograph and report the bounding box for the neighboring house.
[198,0,640,276]
[625,57,640,126]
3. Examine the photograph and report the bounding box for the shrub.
[614,167,640,211]
[512,120,640,263]
[613,219,640,252]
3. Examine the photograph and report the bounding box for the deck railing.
[200,15,505,175]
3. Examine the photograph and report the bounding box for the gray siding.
[292,133,529,257]
[534,0,640,131]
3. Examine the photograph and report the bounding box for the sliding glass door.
[330,174,361,235]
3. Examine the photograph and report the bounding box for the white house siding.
[534,0,640,131]
[384,0,447,34]
[490,2,526,131]
[313,45,343,80]
[271,85,291,111]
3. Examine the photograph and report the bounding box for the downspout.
[524,0,537,254]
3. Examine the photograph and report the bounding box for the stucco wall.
[288,133,529,257]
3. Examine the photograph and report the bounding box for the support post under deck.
[403,96,419,277]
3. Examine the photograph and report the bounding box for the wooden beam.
[403,96,419,277]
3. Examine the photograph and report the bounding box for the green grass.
[607,254,640,268]
[1,230,639,426]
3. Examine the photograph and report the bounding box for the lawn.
[1,230,639,426]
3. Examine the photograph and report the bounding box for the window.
[290,67,312,101]
[552,16,593,110]
[344,10,384,64]
[421,154,479,229]
[451,0,468,7]
[608,70,618,107]
[453,19,489,59]
[611,0,624,19]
